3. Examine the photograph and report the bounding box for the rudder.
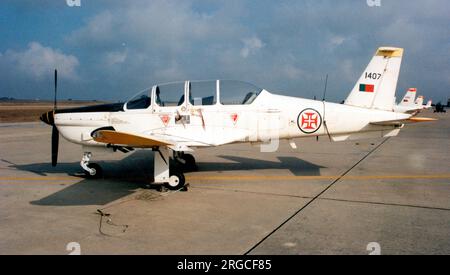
[399,88,417,107]
[344,47,404,111]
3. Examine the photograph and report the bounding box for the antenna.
[322,74,328,101]
[321,74,332,142]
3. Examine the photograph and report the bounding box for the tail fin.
[425,100,432,108]
[415,96,424,106]
[399,88,417,106]
[344,47,403,111]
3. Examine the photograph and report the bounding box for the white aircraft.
[400,88,417,106]
[424,100,433,110]
[40,47,436,190]
[393,88,430,113]
[416,97,433,110]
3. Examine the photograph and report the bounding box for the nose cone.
[40,110,55,126]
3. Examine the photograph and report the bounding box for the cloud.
[65,0,450,102]
[240,37,264,58]
[64,0,249,84]
[329,35,346,48]
[281,64,306,80]
[66,1,242,53]
[0,42,79,80]
[104,50,128,66]
[340,59,357,82]
[2,0,450,102]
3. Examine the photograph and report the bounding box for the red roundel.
[297,108,322,134]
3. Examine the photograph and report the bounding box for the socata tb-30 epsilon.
[41,47,435,190]
[394,88,432,114]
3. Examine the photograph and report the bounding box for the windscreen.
[126,88,151,110]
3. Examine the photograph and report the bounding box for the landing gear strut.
[81,152,103,179]
[174,151,197,171]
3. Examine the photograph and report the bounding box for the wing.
[92,130,173,148]
[370,117,437,126]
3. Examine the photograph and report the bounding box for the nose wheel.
[85,163,103,179]
[80,152,103,179]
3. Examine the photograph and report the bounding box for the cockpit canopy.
[218,80,261,105]
[126,87,152,110]
[125,80,262,109]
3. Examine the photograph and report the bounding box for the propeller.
[51,69,59,166]
[40,69,59,166]
[52,122,59,167]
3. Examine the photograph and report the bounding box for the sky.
[0,0,449,103]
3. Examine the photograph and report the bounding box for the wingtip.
[408,117,438,123]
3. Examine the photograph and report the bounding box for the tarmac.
[0,110,449,255]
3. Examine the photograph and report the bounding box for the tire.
[85,163,103,179]
[180,154,197,171]
[164,170,186,190]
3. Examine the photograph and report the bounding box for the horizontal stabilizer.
[331,129,401,141]
[370,117,437,126]
[93,130,173,148]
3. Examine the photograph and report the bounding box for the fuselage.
[54,90,410,148]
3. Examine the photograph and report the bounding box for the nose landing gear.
[80,152,103,179]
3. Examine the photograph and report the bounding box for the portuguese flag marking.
[359,84,375,93]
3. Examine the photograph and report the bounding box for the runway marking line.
[0,174,450,183]
[187,174,450,181]
[0,176,77,181]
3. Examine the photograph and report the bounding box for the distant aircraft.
[40,47,436,190]
[424,99,433,110]
[414,96,433,110]
[401,88,417,106]
[393,89,432,114]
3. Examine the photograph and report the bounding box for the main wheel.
[85,163,103,179]
[179,154,197,171]
[164,170,186,190]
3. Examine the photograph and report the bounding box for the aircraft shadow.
[8,151,325,206]
[198,155,325,176]
[11,151,153,206]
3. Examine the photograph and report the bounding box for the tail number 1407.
[365,72,382,80]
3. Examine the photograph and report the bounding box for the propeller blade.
[51,125,59,167]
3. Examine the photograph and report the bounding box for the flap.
[92,130,173,148]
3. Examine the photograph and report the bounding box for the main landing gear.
[173,151,198,172]
[154,147,196,190]
[80,152,103,179]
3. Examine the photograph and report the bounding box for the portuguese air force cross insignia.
[297,108,322,134]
